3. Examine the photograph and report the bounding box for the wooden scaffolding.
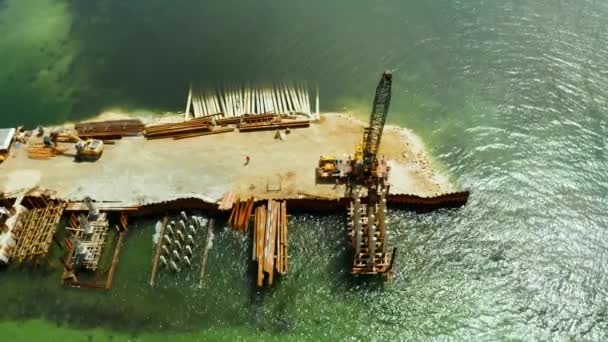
[12,199,66,264]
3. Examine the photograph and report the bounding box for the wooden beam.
[149,216,168,287]
[105,231,126,290]
[185,84,193,120]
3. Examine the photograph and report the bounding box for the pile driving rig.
[347,71,395,277]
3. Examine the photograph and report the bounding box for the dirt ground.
[0,113,455,205]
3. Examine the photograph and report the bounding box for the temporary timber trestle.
[253,199,288,287]
[12,199,66,264]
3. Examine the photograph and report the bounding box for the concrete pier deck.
[0,114,456,206]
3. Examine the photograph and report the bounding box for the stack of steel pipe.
[215,113,277,126]
[238,119,310,132]
[143,118,212,139]
[75,119,145,139]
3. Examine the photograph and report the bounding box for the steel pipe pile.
[75,119,145,139]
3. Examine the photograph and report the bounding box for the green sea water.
[1,0,608,340]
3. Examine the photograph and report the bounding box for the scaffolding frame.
[12,200,66,264]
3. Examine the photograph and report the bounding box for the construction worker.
[244,155,250,166]
[43,136,54,147]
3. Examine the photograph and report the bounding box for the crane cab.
[316,155,340,181]
[75,139,104,162]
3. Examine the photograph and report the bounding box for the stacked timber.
[228,198,254,232]
[218,192,237,211]
[27,144,68,160]
[76,119,144,139]
[253,199,288,287]
[143,118,211,139]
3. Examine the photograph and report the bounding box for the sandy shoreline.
[0,111,458,205]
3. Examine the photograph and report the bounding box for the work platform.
[0,114,458,208]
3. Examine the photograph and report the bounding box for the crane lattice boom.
[362,71,392,173]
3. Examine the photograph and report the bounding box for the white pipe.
[315,84,320,119]
[185,85,192,120]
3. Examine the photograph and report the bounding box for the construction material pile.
[228,198,254,232]
[27,144,68,160]
[238,119,310,132]
[76,119,144,140]
[143,118,212,140]
[216,113,277,126]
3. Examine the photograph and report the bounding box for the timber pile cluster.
[75,119,144,140]
[253,199,288,287]
[228,198,254,232]
[218,192,237,210]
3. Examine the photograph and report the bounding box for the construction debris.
[198,218,214,287]
[253,199,288,287]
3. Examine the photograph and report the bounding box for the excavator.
[351,71,392,183]
[48,131,104,162]
[316,155,340,181]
